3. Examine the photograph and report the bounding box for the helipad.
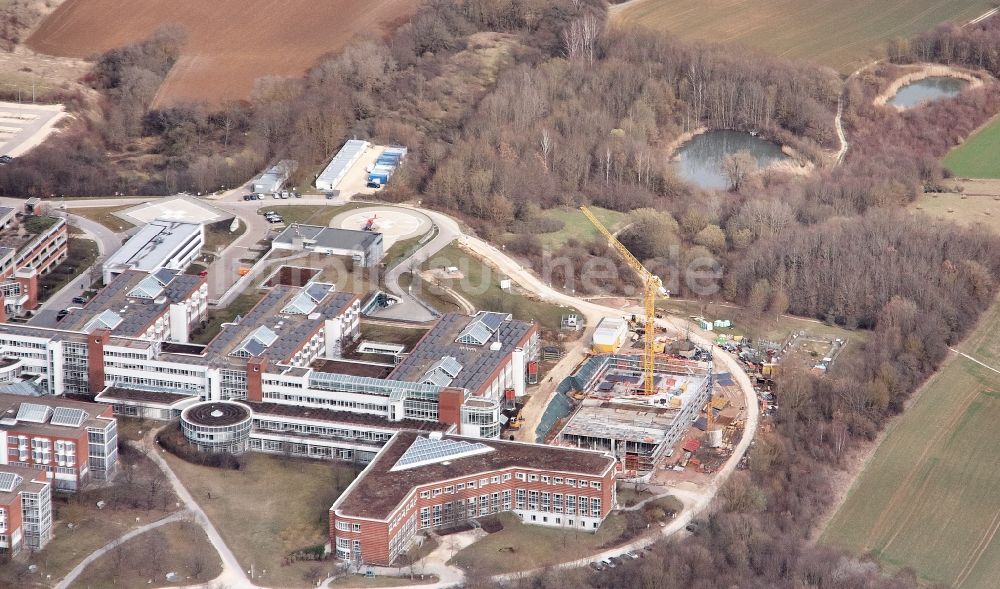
[117,196,232,226]
[332,207,431,250]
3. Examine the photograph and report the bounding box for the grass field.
[511,206,627,250]
[911,191,1000,233]
[26,0,414,106]
[70,520,221,588]
[944,117,1000,178]
[162,451,358,587]
[448,512,628,576]
[422,243,583,334]
[71,204,135,232]
[613,0,992,73]
[821,296,1000,587]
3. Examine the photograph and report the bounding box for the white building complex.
[0,271,538,465]
[102,219,204,284]
[315,140,370,192]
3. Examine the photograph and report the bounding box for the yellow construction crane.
[580,206,664,395]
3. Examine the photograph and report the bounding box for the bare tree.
[721,150,757,191]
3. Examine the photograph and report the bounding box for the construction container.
[592,317,628,353]
[382,146,408,161]
[367,165,395,186]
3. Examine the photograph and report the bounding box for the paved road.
[54,510,192,589]
[132,434,253,589]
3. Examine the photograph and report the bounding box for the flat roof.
[60,270,203,337]
[316,140,370,188]
[0,393,112,435]
[273,224,381,252]
[203,284,358,365]
[560,401,679,445]
[334,431,614,521]
[389,313,535,393]
[96,387,198,407]
[311,358,393,379]
[104,219,201,273]
[182,401,250,427]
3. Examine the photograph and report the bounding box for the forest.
[3,2,1000,587]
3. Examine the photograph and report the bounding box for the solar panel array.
[420,355,464,386]
[392,436,494,471]
[50,407,88,428]
[455,311,510,346]
[15,403,51,424]
[0,471,22,493]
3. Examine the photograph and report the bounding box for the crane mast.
[580,206,662,395]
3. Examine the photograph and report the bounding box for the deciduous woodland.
[4,2,1000,586]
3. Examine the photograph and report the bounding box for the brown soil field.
[25,0,414,107]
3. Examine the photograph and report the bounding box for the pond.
[674,130,788,190]
[888,76,968,109]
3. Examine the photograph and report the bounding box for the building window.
[528,474,538,482]
[567,478,576,487]
[554,477,563,485]
[433,488,442,497]
[467,481,476,489]
[352,523,362,532]
[579,480,589,488]
[444,486,454,494]
[541,475,550,484]
[592,481,601,490]
[480,478,488,487]
[336,521,350,531]
[420,490,430,499]
[515,472,526,481]
[456,483,465,491]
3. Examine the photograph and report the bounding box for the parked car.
[0,155,12,164]
[56,310,69,321]
[325,190,340,199]
[600,558,614,568]
[293,192,302,198]
[685,521,700,533]
[71,296,88,304]
[625,551,639,560]
[589,562,603,571]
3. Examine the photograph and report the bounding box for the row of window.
[516,472,602,489]
[516,489,602,516]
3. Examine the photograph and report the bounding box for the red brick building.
[0,465,52,554]
[330,431,616,566]
[0,394,118,491]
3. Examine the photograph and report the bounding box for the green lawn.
[162,451,358,588]
[448,512,628,576]
[422,243,583,334]
[69,520,221,589]
[38,237,99,301]
[70,205,136,231]
[615,0,992,74]
[189,289,265,344]
[257,203,366,227]
[944,117,1000,178]
[510,206,627,250]
[821,295,1000,588]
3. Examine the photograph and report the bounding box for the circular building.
[180,401,252,455]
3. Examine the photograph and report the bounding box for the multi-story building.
[0,272,539,465]
[0,394,118,490]
[0,465,52,554]
[329,431,616,566]
[58,269,208,343]
[102,219,203,284]
[0,208,69,318]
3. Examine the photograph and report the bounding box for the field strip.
[879,458,939,554]
[950,348,1000,375]
[954,503,1000,587]
[860,369,984,552]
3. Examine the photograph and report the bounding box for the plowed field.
[26,0,413,106]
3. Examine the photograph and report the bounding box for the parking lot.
[0,102,66,157]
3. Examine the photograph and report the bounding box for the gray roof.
[274,224,380,252]
[390,312,535,394]
[62,270,204,337]
[204,284,357,365]
[104,219,201,273]
[316,139,369,189]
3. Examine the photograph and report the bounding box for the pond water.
[888,76,968,109]
[674,130,788,190]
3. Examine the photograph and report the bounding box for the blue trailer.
[367,165,395,187]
